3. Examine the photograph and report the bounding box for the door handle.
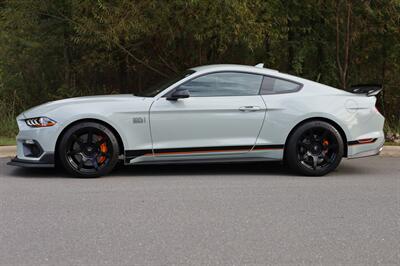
[238,106,261,112]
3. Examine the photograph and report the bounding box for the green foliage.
[0,97,18,138]
[0,0,399,136]
[0,136,15,146]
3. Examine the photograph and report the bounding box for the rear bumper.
[347,145,383,159]
[7,153,55,168]
[347,135,385,159]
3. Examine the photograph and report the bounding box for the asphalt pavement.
[0,157,399,265]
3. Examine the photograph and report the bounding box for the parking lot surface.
[0,157,399,265]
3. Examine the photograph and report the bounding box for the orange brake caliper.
[322,139,329,152]
[98,142,108,164]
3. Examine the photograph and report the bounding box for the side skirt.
[124,144,284,164]
[132,157,281,165]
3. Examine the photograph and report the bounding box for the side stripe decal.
[253,144,286,150]
[125,149,152,158]
[125,144,284,161]
[126,138,378,162]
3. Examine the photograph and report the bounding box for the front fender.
[54,114,131,152]
[45,99,154,152]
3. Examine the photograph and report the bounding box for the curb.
[0,146,16,158]
[1,145,400,158]
[380,146,400,157]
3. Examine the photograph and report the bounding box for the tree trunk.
[63,1,72,90]
[287,18,295,73]
[335,0,352,89]
[118,38,128,94]
[380,38,387,116]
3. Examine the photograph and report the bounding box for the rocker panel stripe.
[125,144,284,161]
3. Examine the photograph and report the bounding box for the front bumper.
[9,115,59,168]
[8,153,55,168]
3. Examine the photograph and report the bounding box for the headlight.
[25,117,57,127]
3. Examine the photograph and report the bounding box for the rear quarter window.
[260,76,302,94]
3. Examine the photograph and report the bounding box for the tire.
[285,121,344,176]
[58,122,120,178]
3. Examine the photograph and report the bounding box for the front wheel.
[285,121,344,176]
[58,122,120,178]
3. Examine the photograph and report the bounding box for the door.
[149,72,266,157]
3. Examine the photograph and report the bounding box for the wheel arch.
[284,117,348,158]
[55,118,125,158]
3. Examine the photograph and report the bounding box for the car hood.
[21,94,144,119]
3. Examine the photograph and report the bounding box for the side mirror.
[167,89,190,101]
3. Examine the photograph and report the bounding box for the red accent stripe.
[150,149,249,156]
[147,147,284,156]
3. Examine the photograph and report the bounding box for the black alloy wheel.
[58,122,120,177]
[286,121,344,176]
[297,127,339,170]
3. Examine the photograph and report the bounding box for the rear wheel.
[58,122,120,177]
[286,121,344,176]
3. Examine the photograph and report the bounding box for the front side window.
[178,72,263,97]
[139,70,195,97]
[260,76,301,94]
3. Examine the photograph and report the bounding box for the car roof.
[188,64,348,95]
[190,64,277,74]
[189,64,302,83]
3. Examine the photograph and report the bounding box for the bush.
[385,118,400,143]
[0,95,19,138]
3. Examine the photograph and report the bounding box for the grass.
[0,111,18,146]
[384,142,400,146]
[0,136,15,146]
[384,118,400,134]
[384,118,400,145]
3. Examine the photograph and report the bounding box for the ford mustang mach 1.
[8,64,384,177]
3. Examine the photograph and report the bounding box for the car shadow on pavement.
[5,160,295,179]
[113,161,293,177]
[4,158,373,179]
[6,166,69,178]
[112,160,369,178]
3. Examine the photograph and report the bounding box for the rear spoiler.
[350,84,382,96]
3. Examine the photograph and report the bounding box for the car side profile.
[8,64,385,177]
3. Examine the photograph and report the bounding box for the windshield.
[138,70,196,97]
